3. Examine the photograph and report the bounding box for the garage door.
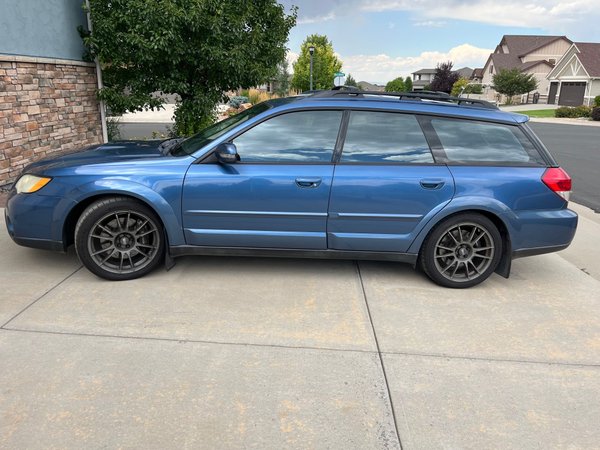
[558,82,586,106]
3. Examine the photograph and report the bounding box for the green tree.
[385,77,406,92]
[404,76,413,91]
[81,0,296,136]
[274,59,291,96]
[345,73,359,88]
[451,77,470,96]
[492,68,538,104]
[430,61,459,93]
[291,34,342,91]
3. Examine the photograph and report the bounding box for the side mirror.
[215,142,239,164]
[215,142,240,164]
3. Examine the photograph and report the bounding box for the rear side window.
[430,118,545,164]
[341,111,434,163]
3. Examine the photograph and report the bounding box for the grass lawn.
[516,109,556,118]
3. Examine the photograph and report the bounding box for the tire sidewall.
[420,213,503,288]
[75,197,165,281]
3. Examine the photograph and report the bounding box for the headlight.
[15,174,52,194]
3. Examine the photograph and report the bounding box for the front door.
[548,82,558,104]
[328,111,455,253]
[182,110,343,249]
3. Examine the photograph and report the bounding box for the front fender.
[407,196,514,254]
[62,179,186,246]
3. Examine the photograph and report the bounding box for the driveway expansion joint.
[380,349,600,369]
[0,265,83,329]
[356,261,404,450]
[0,327,379,355]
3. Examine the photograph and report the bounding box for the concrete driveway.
[1,204,599,449]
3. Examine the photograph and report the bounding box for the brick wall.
[0,59,103,186]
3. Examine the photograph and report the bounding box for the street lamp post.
[309,46,315,91]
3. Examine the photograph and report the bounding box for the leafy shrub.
[228,96,249,108]
[106,118,121,141]
[592,107,600,121]
[594,96,600,107]
[555,106,592,118]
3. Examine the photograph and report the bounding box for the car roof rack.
[310,87,499,110]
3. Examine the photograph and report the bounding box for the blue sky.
[279,0,600,83]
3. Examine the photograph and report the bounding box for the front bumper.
[5,190,75,252]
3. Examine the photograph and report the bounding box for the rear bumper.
[512,243,570,259]
[507,207,578,255]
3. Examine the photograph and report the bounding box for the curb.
[528,117,600,127]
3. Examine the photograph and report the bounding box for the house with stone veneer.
[0,0,105,186]
[480,35,573,104]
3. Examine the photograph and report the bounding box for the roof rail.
[310,89,499,110]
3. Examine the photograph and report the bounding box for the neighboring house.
[454,67,474,80]
[471,68,484,84]
[357,81,385,92]
[411,69,436,91]
[546,42,600,106]
[411,67,474,91]
[0,0,104,186]
[481,35,572,103]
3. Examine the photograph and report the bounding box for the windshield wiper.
[158,137,185,156]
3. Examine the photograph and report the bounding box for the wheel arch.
[410,205,513,278]
[62,184,185,249]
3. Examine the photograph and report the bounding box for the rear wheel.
[75,197,164,280]
[420,213,502,288]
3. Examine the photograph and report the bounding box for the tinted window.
[341,111,433,163]
[233,110,342,163]
[173,103,272,156]
[431,118,544,164]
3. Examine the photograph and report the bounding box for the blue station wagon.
[5,89,578,287]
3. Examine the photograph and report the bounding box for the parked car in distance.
[5,90,577,288]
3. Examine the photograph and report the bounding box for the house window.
[489,65,493,74]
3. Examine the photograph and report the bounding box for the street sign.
[334,72,345,77]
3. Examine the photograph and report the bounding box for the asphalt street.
[529,122,600,212]
[118,121,600,212]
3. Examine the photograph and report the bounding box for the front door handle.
[295,177,322,188]
[420,179,445,190]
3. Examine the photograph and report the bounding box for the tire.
[420,213,503,288]
[74,197,165,280]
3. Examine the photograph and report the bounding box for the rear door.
[328,110,455,252]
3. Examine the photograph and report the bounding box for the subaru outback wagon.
[5,89,577,288]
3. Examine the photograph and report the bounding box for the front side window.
[430,118,545,164]
[232,110,342,163]
[341,111,434,163]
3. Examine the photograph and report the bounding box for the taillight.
[542,167,572,201]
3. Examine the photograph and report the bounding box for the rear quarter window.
[430,118,545,165]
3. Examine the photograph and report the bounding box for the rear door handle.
[295,177,322,188]
[420,179,445,190]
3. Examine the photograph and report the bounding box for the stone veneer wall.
[0,57,103,185]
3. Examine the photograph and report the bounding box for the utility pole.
[309,46,315,91]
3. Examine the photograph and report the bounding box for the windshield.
[171,102,272,156]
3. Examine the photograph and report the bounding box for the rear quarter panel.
[407,166,577,253]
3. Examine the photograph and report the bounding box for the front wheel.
[420,213,503,288]
[74,197,165,280]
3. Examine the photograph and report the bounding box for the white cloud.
[296,12,336,25]
[281,0,600,37]
[339,43,492,83]
[361,0,597,30]
[413,20,446,27]
[286,50,299,68]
